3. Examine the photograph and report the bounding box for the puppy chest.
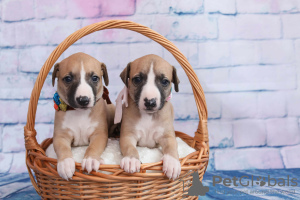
[135,115,164,148]
[62,110,98,146]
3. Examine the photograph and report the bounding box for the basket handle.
[24,20,208,152]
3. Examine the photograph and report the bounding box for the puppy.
[52,52,115,180]
[119,54,181,180]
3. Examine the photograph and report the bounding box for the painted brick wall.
[0,0,299,173]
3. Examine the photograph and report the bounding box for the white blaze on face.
[75,62,94,107]
[138,62,161,111]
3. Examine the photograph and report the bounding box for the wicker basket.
[24,20,209,199]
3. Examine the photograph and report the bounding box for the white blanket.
[46,137,196,166]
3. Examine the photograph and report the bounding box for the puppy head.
[120,54,180,113]
[52,52,109,109]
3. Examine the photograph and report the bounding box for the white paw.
[82,157,103,173]
[57,158,75,180]
[162,154,181,180]
[120,157,141,173]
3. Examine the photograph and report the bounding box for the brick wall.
[0,0,299,173]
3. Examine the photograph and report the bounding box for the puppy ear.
[52,63,59,87]
[120,62,131,87]
[172,66,180,92]
[101,63,109,86]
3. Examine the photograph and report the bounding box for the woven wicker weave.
[24,20,209,199]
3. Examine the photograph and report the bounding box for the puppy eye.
[161,78,169,86]
[132,76,142,85]
[63,76,73,83]
[91,75,99,82]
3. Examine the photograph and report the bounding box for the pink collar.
[114,86,172,124]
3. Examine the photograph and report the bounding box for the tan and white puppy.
[119,54,181,180]
[52,52,115,180]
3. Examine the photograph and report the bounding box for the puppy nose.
[76,96,90,106]
[144,98,156,109]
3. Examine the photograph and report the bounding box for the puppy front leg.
[158,135,181,180]
[82,132,107,173]
[120,136,141,173]
[53,134,75,180]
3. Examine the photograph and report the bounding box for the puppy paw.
[57,157,75,180]
[162,154,181,180]
[82,157,103,173]
[120,157,141,173]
